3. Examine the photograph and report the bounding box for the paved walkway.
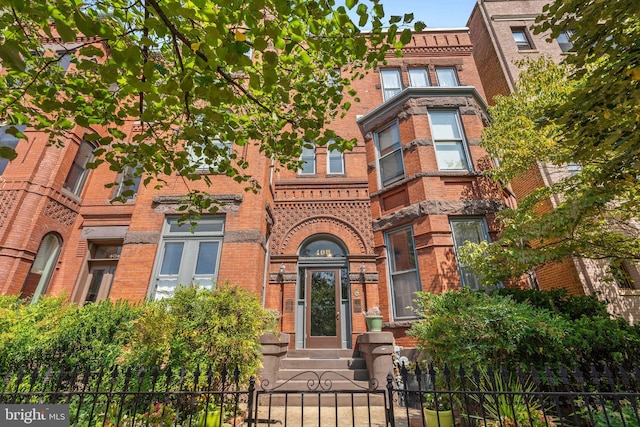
[252,405,422,427]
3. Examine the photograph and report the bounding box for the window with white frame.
[435,67,459,86]
[385,227,421,319]
[152,216,225,300]
[327,146,345,175]
[408,68,430,87]
[374,121,404,187]
[113,166,142,200]
[450,218,491,290]
[187,139,232,173]
[63,139,94,196]
[299,142,316,175]
[380,68,402,101]
[512,27,534,51]
[428,110,471,171]
[0,125,26,176]
[557,30,574,53]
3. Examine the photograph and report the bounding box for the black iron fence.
[2,362,640,426]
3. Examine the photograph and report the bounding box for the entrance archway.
[296,235,351,349]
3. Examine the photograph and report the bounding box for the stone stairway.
[259,348,384,406]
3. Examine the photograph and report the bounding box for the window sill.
[517,49,539,53]
[384,319,419,328]
[60,188,83,203]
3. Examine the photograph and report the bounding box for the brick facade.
[0,29,510,349]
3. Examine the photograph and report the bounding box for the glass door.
[305,269,341,348]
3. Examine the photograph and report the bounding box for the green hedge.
[0,284,271,379]
[408,289,640,371]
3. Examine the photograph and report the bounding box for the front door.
[305,268,341,348]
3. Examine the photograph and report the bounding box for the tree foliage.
[459,0,640,285]
[0,0,424,209]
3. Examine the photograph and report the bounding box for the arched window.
[299,236,346,258]
[21,233,62,302]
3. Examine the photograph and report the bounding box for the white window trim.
[150,216,225,300]
[299,142,316,175]
[435,67,459,87]
[380,68,402,101]
[373,121,405,188]
[408,68,430,87]
[428,109,473,172]
[512,27,535,51]
[327,147,345,175]
[63,140,95,196]
[384,226,421,320]
[449,217,492,290]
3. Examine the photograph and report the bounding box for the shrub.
[408,289,640,372]
[496,287,609,320]
[119,284,272,382]
[0,296,141,371]
[407,290,570,369]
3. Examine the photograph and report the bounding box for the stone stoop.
[262,348,384,406]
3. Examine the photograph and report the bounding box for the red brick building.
[467,0,640,322]
[0,29,508,347]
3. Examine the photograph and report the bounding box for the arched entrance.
[296,235,351,349]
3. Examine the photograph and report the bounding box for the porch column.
[357,331,395,390]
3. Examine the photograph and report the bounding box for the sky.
[348,0,478,29]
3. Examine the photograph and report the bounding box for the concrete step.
[277,368,369,381]
[286,348,360,358]
[279,357,366,370]
[256,390,386,407]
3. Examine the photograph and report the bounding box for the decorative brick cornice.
[271,200,374,256]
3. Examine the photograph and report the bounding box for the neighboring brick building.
[0,29,508,348]
[468,0,640,323]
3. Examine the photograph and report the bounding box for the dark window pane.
[195,242,219,275]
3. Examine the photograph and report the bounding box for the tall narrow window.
[63,140,94,196]
[380,69,402,101]
[374,122,404,187]
[152,216,225,300]
[299,143,316,175]
[0,125,26,176]
[450,218,490,290]
[557,30,574,53]
[428,110,471,171]
[83,244,121,303]
[327,148,345,175]
[435,67,459,86]
[512,28,534,50]
[386,227,420,319]
[113,166,142,200]
[21,234,62,302]
[408,68,430,87]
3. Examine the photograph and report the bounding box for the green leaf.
[345,0,357,9]
[54,19,76,42]
[0,42,26,72]
[400,28,412,45]
[0,146,18,161]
